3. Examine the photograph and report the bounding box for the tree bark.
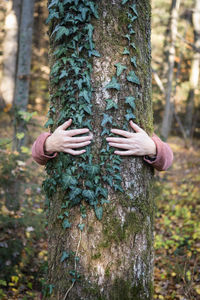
[0,0,21,108]
[161,0,181,140]
[13,0,35,151]
[185,0,200,138]
[45,1,154,299]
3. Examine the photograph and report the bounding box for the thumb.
[130,121,144,133]
[58,119,72,131]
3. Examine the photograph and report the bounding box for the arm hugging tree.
[44,0,155,299]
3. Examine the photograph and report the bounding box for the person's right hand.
[44,119,93,155]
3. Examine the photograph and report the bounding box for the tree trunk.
[185,0,200,138]
[44,1,154,299]
[161,0,181,140]
[13,0,35,151]
[0,0,21,108]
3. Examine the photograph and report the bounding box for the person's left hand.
[106,121,156,157]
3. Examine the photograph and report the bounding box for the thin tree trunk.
[13,0,35,151]
[0,0,21,108]
[161,0,181,140]
[45,1,154,299]
[185,0,200,138]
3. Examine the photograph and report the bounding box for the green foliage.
[127,71,140,85]
[95,206,103,221]
[123,47,130,55]
[114,63,127,77]
[104,77,121,91]
[125,96,135,109]
[61,251,69,262]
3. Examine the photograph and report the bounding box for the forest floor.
[0,112,200,299]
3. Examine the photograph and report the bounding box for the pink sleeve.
[32,132,57,165]
[143,134,173,171]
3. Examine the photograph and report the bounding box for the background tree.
[185,0,200,138]
[0,0,21,109]
[44,0,154,299]
[161,0,181,140]
[13,0,35,151]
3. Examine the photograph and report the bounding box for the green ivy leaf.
[62,174,78,188]
[122,0,129,4]
[101,113,113,126]
[59,70,68,79]
[124,34,130,41]
[69,188,82,200]
[58,2,64,15]
[96,187,108,198]
[127,71,140,85]
[125,96,136,109]
[79,90,91,103]
[53,26,70,41]
[130,4,138,16]
[79,7,89,21]
[103,175,113,187]
[61,251,69,262]
[63,219,71,229]
[46,10,59,24]
[85,23,94,50]
[85,180,93,189]
[82,120,92,131]
[88,50,101,57]
[85,165,100,176]
[48,0,59,9]
[82,190,95,202]
[123,47,130,55]
[95,206,103,220]
[44,118,54,128]
[114,184,124,192]
[105,77,120,90]
[127,12,137,22]
[78,224,85,231]
[114,63,127,77]
[130,42,136,49]
[130,56,137,68]
[86,1,99,18]
[105,99,118,110]
[129,28,135,35]
[101,127,110,136]
[83,105,92,115]
[125,111,136,121]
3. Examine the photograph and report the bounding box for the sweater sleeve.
[143,134,173,171]
[32,132,57,165]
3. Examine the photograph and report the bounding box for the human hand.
[106,121,156,157]
[44,119,93,155]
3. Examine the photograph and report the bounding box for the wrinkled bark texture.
[13,0,35,151]
[47,1,154,299]
[161,0,181,140]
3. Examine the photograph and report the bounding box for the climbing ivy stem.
[63,217,82,300]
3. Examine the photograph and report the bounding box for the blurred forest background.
[0,0,199,299]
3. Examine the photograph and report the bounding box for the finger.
[106,137,130,143]
[111,129,133,138]
[130,121,144,133]
[67,128,90,136]
[58,119,72,130]
[69,135,93,143]
[65,149,86,155]
[109,143,131,149]
[114,150,134,156]
[66,141,91,149]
